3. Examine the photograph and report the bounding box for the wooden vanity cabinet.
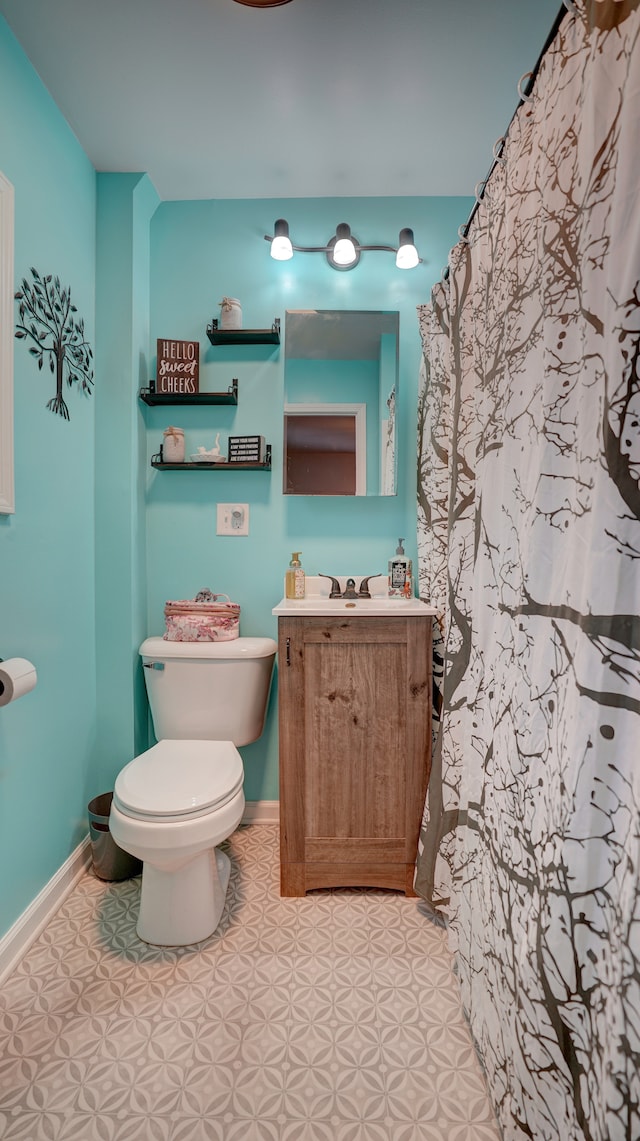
[277,614,432,897]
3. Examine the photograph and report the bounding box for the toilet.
[109,635,276,946]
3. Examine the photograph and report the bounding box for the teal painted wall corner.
[0,8,473,942]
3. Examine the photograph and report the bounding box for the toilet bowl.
[109,635,276,947]
[111,739,245,945]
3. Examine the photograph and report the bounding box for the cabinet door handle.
[286,637,291,666]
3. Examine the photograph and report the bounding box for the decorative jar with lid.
[219,297,242,330]
[163,426,185,463]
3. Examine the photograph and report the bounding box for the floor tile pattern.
[0,826,500,1140]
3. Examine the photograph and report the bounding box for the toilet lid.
[114,739,244,820]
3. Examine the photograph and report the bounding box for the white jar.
[163,426,185,463]
[219,297,242,330]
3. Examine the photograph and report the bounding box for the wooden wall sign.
[156,339,199,395]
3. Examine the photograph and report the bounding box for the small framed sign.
[228,435,266,463]
[156,339,199,396]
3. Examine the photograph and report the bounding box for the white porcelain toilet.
[109,635,276,946]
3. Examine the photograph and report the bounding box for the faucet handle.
[318,573,342,599]
[358,573,384,599]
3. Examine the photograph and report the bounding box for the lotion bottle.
[285,551,305,599]
[388,538,413,598]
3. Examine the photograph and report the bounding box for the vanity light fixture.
[264,220,422,271]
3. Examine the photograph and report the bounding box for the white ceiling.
[0,0,561,202]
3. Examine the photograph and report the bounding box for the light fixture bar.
[264,220,422,270]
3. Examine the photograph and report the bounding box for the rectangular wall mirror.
[284,309,398,496]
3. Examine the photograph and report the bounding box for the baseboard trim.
[0,805,278,983]
[0,836,92,986]
[242,800,279,826]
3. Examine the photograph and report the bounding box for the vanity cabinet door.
[278,615,432,897]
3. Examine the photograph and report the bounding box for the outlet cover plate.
[217,503,249,535]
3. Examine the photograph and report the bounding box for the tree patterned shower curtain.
[415,4,640,1139]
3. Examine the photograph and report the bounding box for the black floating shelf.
[139,379,238,406]
[151,445,272,472]
[206,318,280,346]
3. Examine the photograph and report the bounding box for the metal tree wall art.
[15,267,94,420]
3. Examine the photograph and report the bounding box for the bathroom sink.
[272,597,435,616]
[272,576,437,617]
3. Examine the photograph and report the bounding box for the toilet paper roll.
[0,658,37,707]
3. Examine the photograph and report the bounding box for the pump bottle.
[388,538,413,598]
[285,552,305,599]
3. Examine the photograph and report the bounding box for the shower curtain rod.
[455,2,570,249]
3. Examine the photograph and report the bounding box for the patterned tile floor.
[0,825,500,1141]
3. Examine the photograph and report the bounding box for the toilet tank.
[140,636,276,746]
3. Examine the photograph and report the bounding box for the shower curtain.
[415,4,640,1140]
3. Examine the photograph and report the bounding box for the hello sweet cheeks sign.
[156,339,199,395]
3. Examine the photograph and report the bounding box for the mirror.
[284,309,398,496]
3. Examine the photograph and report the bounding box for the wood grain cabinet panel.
[278,615,432,896]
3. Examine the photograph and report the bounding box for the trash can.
[88,792,142,882]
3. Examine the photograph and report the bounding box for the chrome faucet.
[319,572,385,599]
[342,578,359,599]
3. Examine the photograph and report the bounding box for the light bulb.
[270,218,293,261]
[395,228,419,269]
[271,235,293,260]
[332,223,357,267]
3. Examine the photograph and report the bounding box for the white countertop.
[272,576,437,617]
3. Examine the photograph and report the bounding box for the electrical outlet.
[216,503,249,536]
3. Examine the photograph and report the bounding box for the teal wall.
[0,18,97,935]
[94,172,159,794]
[0,12,473,939]
[146,196,468,802]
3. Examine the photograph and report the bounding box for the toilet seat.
[114,739,244,822]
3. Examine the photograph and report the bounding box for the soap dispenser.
[285,552,305,599]
[388,538,413,598]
